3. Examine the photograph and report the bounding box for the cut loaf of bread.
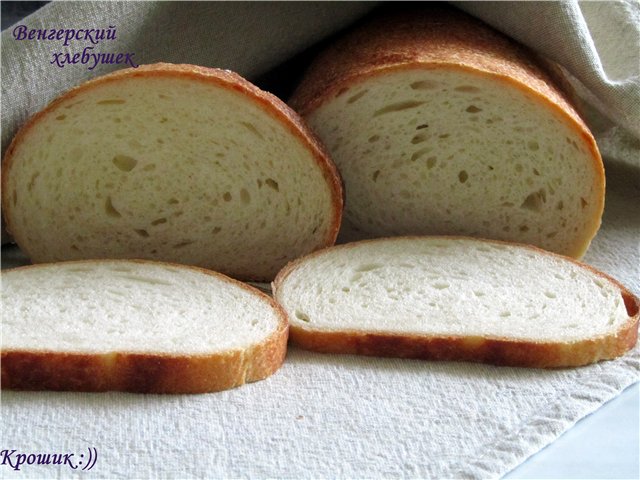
[1,260,288,393]
[290,5,604,259]
[2,63,343,281]
[273,237,639,368]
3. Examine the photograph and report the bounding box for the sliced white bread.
[1,260,288,393]
[273,237,638,368]
[2,63,343,281]
[290,6,604,259]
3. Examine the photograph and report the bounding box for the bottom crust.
[289,318,638,368]
[1,326,288,393]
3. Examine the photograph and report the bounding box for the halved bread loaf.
[273,237,638,368]
[290,5,604,259]
[1,260,288,393]
[2,63,343,281]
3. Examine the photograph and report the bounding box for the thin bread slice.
[2,63,343,281]
[290,5,604,258]
[273,237,638,368]
[1,260,288,393]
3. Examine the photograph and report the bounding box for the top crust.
[1,63,344,280]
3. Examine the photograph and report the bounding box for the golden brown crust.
[273,236,639,368]
[1,259,289,393]
[289,4,604,259]
[1,63,343,280]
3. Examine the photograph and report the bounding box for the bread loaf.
[273,237,638,368]
[2,63,343,281]
[290,6,604,259]
[1,260,288,393]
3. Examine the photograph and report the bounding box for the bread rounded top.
[2,63,344,280]
[290,5,600,167]
[291,6,590,135]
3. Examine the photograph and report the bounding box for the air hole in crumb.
[426,157,437,169]
[454,85,480,93]
[532,168,540,176]
[356,263,383,272]
[212,227,221,234]
[223,192,232,202]
[374,101,425,117]
[346,90,368,104]
[97,99,126,105]
[143,164,156,171]
[580,197,588,208]
[173,240,194,248]
[527,141,540,151]
[544,291,557,299]
[438,133,450,139]
[410,80,438,90]
[519,225,529,232]
[240,188,251,204]
[372,170,381,182]
[240,122,264,140]
[458,170,468,183]
[433,282,449,290]
[342,287,350,293]
[134,229,149,238]
[105,196,121,217]
[168,198,179,204]
[465,105,482,113]
[112,154,138,172]
[295,311,311,322]
[55,114,67,121]
[474,291,485,297]
[556,201,564,210]
[499,311,511,317]
[27,172,39,192]
[265,178,279,191]
[546,231,558,238]
[151,218,167,226]
[368,135,380,143]
[411,148,430,162]
[416,123,429,130]
[70,244,80,251]
[520,189,547,212]
[411,133,428,144]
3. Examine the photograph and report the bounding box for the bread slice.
[1,260,288,393]
[290,5,604,259]
[273,237,638,368]
[1,63,343,281]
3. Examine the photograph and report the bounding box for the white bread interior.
[306,68,603,258]
[274,237,632,343]
[3,261,283,354]
[3,67,339,280]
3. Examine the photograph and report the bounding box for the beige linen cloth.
[1,2,638,479]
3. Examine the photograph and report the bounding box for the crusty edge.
[272,236,639,368]
[1,259,289,393]
[289,5,604,259]
[1,63,344,281]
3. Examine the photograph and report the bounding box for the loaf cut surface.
[2,63,342,281]
[1,260,288,393]
[291,6,604,259]
[273,237,638,367]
